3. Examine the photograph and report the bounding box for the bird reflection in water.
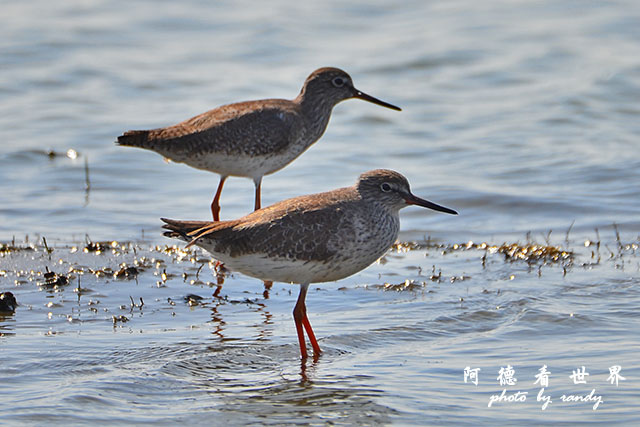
[208,302,226,340]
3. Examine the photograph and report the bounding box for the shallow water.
[1,0,640,425]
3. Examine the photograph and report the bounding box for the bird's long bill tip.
[405,194,458,215]
[353,89,402,111]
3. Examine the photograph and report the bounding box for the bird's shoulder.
[177,99,299,134]
[241,187,359,226]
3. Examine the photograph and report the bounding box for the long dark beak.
[405,193,458,215]
[351,86,401,111]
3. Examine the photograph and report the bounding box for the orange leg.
[211,175,228,221]
[302,315,321,355]
[263,280,273,299]
[253,177,263,211]
[293,283,321,359]
[295,313,308,359]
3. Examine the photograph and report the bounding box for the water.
[1,0,640,424]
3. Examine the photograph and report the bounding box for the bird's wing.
[118,100,302,158]
[174,190,359,262]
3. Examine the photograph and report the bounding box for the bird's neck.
[367,202,402,249]
[295,91,337,142]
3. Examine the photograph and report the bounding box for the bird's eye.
[332,77,345,87]
[380,183,392,192]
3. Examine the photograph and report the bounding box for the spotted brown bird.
[162,169,457,359]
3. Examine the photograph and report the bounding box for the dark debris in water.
[81,236,122,254]
[0,291,18,313]
[41,267,69,289]
[184,293,204,306]
[441,240,574,267]
[367,279,426,292]
[1,242,36,256]
[112,315,129,324]
[129,296,144,309]
[84,241,109,253]
[489,243,573,265]
[365,272,473,292]
[114,265,139,280]
[0,239,202,299]
[389,241,421,253]
[388,238,575,267]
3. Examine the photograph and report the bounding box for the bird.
[161,169,457,359]
[0,291,17,313]
[117,67,401,221]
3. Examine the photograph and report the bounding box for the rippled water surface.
[1,0,640,425]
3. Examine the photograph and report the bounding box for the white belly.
[211,251,383,284]
[175,152,289,179]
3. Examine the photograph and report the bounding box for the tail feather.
[116,130,151,148]
[161,218,210,243]
[185,222,232,247]
[161,218,240,248]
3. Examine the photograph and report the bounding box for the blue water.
[1,0,640,424]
